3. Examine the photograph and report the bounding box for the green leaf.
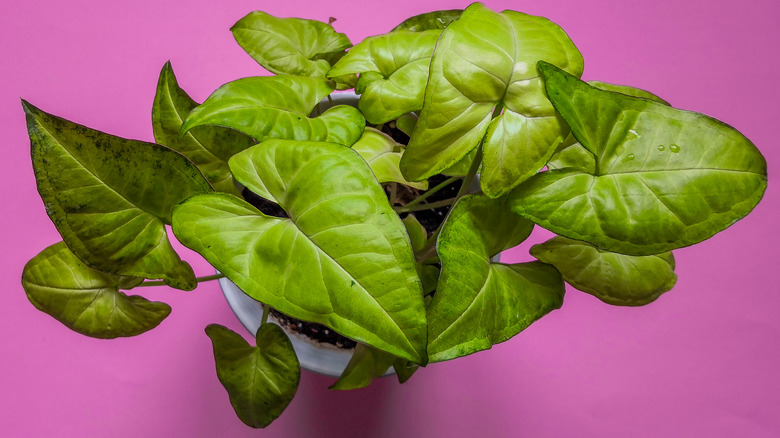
[392,358,419,383]
[206,323,300,428]
[402,215,427,252]
[181,75,365,146]
[328,30,440,124]
[416,263,440,295]
[427,194,564,362]
[329,344,395,390]
[351,128,428,190]
[173,140,428,364]
[510,63,767,255]
[231,11,352,79]
[392,9,463,32]
[24,100,211,290]
[22,242,169,338]
[547,81,669,173]
[400,3,584,197]
[152,61,255,195]
[531,236,676,306]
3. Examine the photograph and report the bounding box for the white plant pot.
[219,276,365,377]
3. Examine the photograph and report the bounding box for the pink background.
[2,0,778,436]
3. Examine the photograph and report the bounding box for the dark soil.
[403,174,461,236]
[269,308,357,349]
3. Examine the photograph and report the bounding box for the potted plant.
[20,3,767,428]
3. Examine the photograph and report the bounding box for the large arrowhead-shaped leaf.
[152,61,255,195]
[327,30,440,124]
[510,63,767,256]
[231,11,352,79]
[531,236,676,306]
[329,344,396,390]
[206,323,300,428]
[24,100,211,290]
[547,81,670,174]
[173,140,427,363]
[427,194,564,362]
[181,76,365,146]
[351,128,428,190]
[400,3,583,197]
[22,242,170,338]
[392,9,463,32]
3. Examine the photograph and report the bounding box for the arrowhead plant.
[20,2,766,428]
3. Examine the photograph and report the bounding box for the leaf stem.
[454,144,483,201]
[394,198,456,213]
[135,273,225,288]
[402,176,460,210]
[261,305,270,326]
[414,143,484,262]
[389,182,398,206]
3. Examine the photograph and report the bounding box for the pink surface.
[2,0,778,436]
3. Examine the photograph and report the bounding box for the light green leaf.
[22,242,169,338]
[392,9,463,32]
[510,63,767,255]
[531,236,676,306]
[547,81,669,173]
[351,128,427,190]
[181,75,365,146]
[152,61,255,195]
[402,215,427,252]
[400,3,583,197]
[173,141,428,364]
[329,344,395,390]
[231,11,352,79]
[427,194,564,362]
[206,323,300,428]
[328,30,440,124]
[24,100,210,290]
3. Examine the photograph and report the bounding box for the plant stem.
[394,197,456,213]
[135,273,225,288]
[389,182,398,206]
[261,305,270,326]
[414,143,484,262]
[454,144,483,201]
[402,176,460,210]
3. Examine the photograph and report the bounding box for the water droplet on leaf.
[622,153,635,163]
[670,144,680,153]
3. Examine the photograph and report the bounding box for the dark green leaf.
[392,358,419,383]
[173,140,428,364]
[181,75,365,146]
[206,323,300,428]
[22,242,169,338]
[231,11,352,79]
[400,3,584,197]
[329,344,395,390]
[531,236,676,306]
[152,61,255,195]
[328,30,440,124]
[510,63,767,255]
[427,194,564,362]
[24,100,211,290]
[392,9,463,32]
